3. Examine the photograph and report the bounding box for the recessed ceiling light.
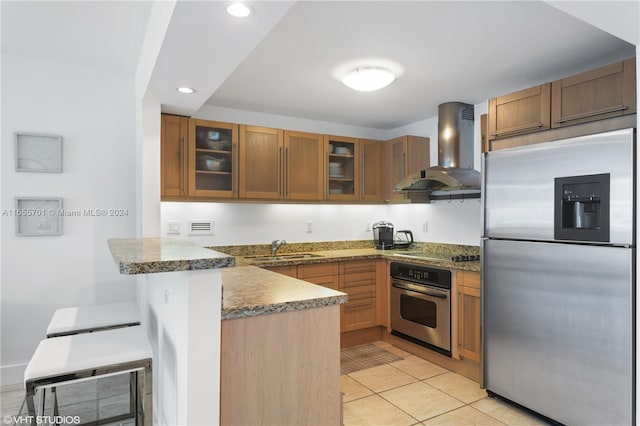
[176,87,196,94]
[226,2,252,18]
[341,67,395,92]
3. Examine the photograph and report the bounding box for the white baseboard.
[1,362,26,386]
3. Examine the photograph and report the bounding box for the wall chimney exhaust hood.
[394,102,480,201]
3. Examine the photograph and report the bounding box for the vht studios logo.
[3,415,81,425]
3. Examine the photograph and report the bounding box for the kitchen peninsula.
[213,239,482,382]
[108,238,347,426]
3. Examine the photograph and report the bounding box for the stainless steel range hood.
[394,102,480,200]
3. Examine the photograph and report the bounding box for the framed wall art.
[15,197,63,236]
[15,132,63,173]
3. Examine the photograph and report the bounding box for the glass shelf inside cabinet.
[328,140,355,195]
[194,124,234,192]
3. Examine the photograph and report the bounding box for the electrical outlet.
[167,221,181,234]
[164,290,170,306]
[423,220,429,233]
[306,220,313,233]
[366,222,371,232]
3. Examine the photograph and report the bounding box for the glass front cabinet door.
[325,135,359,200]
[188,119,238,198]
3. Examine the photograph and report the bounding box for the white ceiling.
[1,1,637,131]
[200,1,636,129]
[1,1,152,76]
[207,1,635,129]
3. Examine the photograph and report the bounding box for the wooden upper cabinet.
[161,114,188,198]
[385,136,430,202]
[285,131,324,200]
[188,119,238,198]
[480,114,489,154]
[551,58,636,128]
[325,135,359,201]
[488,83,551,141]
[360,139,384,202]
[239,125,283,199]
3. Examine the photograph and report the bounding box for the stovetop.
[392,252,480,262]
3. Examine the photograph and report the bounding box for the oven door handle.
[392,281,448,299]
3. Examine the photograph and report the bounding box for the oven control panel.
[390,262,451,289]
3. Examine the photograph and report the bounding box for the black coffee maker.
[372,221,394,249]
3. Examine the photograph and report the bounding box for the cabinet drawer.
[340,271,376,289]
[304,274,339,291]
[342,284,376,301]
[340,260,376,275]
[298,262,339,279]
[342,298,377,332]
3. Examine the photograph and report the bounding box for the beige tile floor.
[343,341,550,426]
[2,341,549,426]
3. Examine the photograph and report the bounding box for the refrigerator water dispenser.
[554,173,610,242]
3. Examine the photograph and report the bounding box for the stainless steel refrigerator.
[482,128,635,425]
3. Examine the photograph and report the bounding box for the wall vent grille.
[189,220,214,235]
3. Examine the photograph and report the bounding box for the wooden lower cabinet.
[267,259,385,333]
[220,305,341,425]
[457,271,481,363]
[298,262,340,290]
[340,260,377,332]
[264,265,297,277]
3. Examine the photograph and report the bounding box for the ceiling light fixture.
[176,87,196,94]
[226,2,252,18]
[341,67,395,92]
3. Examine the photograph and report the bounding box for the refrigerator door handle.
[480,237,487,388]
[480,152,487,238]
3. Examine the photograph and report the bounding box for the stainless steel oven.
[390,262,451,355]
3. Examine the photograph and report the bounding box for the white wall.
[161,201,480,247]
[0,53,137,384]
[142,269,222,425]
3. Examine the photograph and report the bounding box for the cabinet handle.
[279,147,283,198]
[555,105,627,124]
[489,122,543,137]
[181,135,187,196]
[285,147,290,197]
[232,142,238,196]
[361,152,365,199]
[326,152,330,197]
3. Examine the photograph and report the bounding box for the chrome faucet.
[271,239,287,257]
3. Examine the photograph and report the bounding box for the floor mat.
[341,343,403,375]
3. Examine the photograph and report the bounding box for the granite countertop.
[217,241,480,273]
[221,266,347,320]
[109,238,235,275]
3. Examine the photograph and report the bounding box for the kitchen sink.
[244,253,323,261]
